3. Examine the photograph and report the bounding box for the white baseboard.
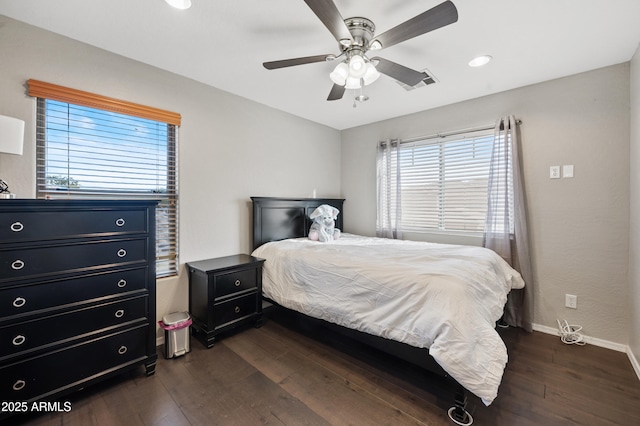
[629,346,640,380]
[532,323,640,382]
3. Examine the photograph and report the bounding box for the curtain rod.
[382,119,522,146]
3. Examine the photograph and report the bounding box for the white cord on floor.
[557,319,586,345]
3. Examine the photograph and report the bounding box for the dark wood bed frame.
[251,197,473,424]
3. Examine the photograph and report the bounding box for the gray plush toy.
[308,204,341,242]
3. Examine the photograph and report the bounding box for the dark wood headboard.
[251,197,345,250]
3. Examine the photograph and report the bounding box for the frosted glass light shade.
[362,62,380,86]
[329,62,349,86]
[348,55,366,78]
[345,76,361,90]
[0,115,24,155]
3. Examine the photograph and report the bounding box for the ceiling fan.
[263,0,458,101]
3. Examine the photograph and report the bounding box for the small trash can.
[159,312,192,359]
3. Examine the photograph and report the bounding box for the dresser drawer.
[0,325,148,402]
[0,267,148,320]
[214,268,257,300]
[214,293,258,329]
[0,296,148,361]
[0,238,149,283]
[0,208,148,243]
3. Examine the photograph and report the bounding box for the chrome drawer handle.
[234,306,241,314]
[115,309,125,318]
[118,345,128,355]
[234,279,241,287]
[115,218,125,227]
[13,297,26,308]
[10,222,24,232]
[12,335,26,346]
[117,279,127,288]
[11,260,25,270]
[12,380,26,391]
[117,249,127,258]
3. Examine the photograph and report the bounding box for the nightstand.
[187,254,265,348]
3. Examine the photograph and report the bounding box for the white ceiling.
[2,0,640,130]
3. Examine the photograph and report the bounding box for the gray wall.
[630,44,640,370]
[341,64,631,345]
[0,16,342,340]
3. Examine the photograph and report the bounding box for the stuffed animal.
[308,204,341,242]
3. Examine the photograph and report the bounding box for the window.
[378,130,512,235]
[29,80,179,278]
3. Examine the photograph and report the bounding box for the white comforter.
[252,233,524,405]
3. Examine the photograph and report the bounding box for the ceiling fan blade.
[304,0,352,43]
[371,57,426,87]
[370,0,458,50]
[263,54,331,70]
[327,84,346,101]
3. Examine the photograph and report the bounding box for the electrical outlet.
[550,166,561,179]
[565,294,577,309]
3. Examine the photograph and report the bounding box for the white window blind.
[380,130,506,235]
[31,81,179,278]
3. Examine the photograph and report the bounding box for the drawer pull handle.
[12,335,26,346]
[10,222,24,232]
[115,218,125,227]
[118,345,128,355]
[117,249,127,258]
[11,260,25,270]
[12,380,26,391]
[117,279,127,288]
[234,279,241,287]
[13,297,26,308]
[234,306,241,314]
[115,309,125,318]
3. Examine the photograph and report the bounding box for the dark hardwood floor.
[7,309,640,425]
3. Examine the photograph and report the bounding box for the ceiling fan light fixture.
[165,0,192,9]
[362,62,380,86]
[330,62,349,85]
[469,55,492,67]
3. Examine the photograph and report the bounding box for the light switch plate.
[563,165,574,178]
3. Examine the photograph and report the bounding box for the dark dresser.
[0,199,157,417]
[187,254,264,348]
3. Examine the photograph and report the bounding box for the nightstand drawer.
[214,293,258,329]
[0,325,148,402]
[214,268,257,300]
[0,208,148,243]
[0,295,148,361]
[0,238,149,283]
[0,267,148,319]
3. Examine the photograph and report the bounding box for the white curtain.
[484,115,533,332]
[376,139,402,239]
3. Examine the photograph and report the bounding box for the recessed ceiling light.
[468,55,492,67]
[165,0,192,10]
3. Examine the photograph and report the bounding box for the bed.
[250,197,525,424]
